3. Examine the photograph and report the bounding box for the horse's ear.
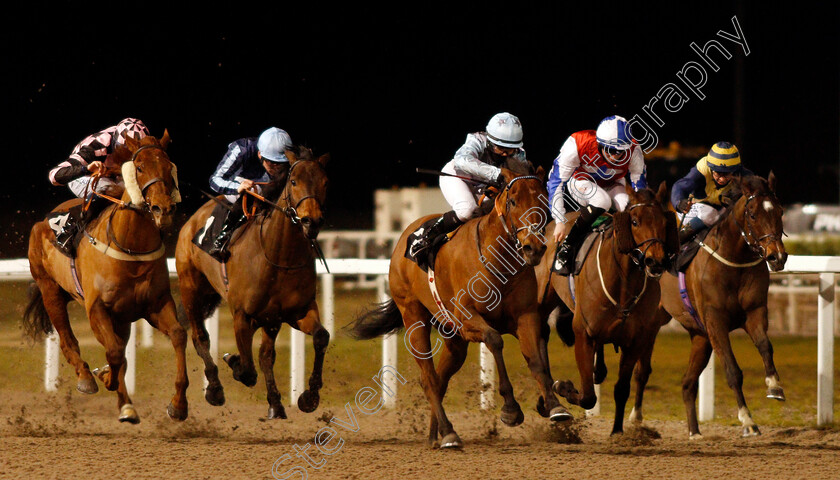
[124,134,140,152]
[613,211,636,254]
[655,181,669,208]
[160,129,171,150]
[318,153,330,167]
[767,170,777,193]
[535,165,546,182]
[286,149,299,164]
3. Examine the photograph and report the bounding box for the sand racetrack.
[2,388,839,480]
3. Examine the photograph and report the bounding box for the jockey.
[207,127,293,261]
[409,112,533,255]
[546,115,647,275]
[48,118,150,253]
[671,141,753,242]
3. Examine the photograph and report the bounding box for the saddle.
[667,228,711,276]
[404,216,462,273]
[552,214,613,276]
[46,201,105,258]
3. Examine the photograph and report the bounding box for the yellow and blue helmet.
[704,141,742,173]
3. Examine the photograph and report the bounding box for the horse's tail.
[22,281,54,339]
[346,299,403,339]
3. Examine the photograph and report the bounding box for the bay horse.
[24,132,184,423]
[175,147,330,419]
[640,172,787,438]
[350,167,571,449]
[534,182,678,435]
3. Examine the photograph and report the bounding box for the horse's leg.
[567,325,598,410]
[428,336,469,445]
[401,300,460,449]
[88,301,137,423]
[291,300,329,413]
[594,344,607,384]
[179,267,225,406]
[34,277,98,394]
[743,306,785,401]
[611,346,641,435]
[258,325,286,419]
[706,319,760,437]
[146,297,189,421]
[224,310,258,387]
[630,308,669,423]
[681,333,713,438]
[516,311,572,422]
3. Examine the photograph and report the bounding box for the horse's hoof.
[439,432,463,449]
[92,365,110,381]
[741,425,761,437]
[579,395,598,411]
[268,405,288,420]
[205,384,226,406]
[500,405,525,427]
[767,387,786,401]
[76,376,99,395]
[549,406,573,423]
[118,404,140,424]
[552,379,579,401]
[536,396,549,418]
[167,402,188,421]
[689,432,704,440]
[222,353,237,369]
[297,390,320,413]
[629,407,643,423]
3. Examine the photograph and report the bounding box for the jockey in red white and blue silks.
[546,115,647,275]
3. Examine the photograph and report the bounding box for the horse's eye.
[136,166,143,173]
[631,218,639,227]
[510,199,516,207]
[291,179,297,186]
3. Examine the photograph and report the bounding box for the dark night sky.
[1,2,838,257]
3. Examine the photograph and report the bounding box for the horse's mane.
[706,173,770,235]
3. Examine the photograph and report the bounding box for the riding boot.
[410,210,464,257]
[553,206,606,275]
[208,207,247,261]
[678,217,706,244]
[54,211,80,256]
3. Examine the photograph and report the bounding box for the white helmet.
[595,115,633,151]
[258,127,293,163]
[485,112,523,149]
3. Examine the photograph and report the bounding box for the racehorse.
[24,132,183,423]
[642,172,787,438]
[535,182,678,435]
[350,167,572,449]
[175,146,330,419]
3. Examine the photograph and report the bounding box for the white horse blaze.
[763,200,774,212]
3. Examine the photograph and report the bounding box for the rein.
[476,175,544,270]
[701,193,783,268]
[81,144,168,261]
[242,159,330,272]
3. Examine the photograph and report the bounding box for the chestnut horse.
[175,147,329,419]
[350,167,572,449]
[24,132,183,423]
[534,182,678,435]
[640,173,787,438]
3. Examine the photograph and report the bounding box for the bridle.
[732,192,785,261]
[623,201,667,269]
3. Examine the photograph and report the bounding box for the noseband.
[624,202,666,268]
[131,145,168,208]
[281,159,326,225]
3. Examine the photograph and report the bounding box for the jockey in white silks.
[409,112,534,256]
[545,115,648,275]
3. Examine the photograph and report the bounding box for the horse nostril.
[151,205,162,216]
[768,254,778,263]
[644,256,656,267]
[301,217,312,225]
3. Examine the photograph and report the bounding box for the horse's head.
[283,147,329,240]
[118,130,180,230]
[499,166,549,266]
[730,172,787,271]
[613,181,677,278]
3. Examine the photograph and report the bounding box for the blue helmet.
[258,127,293,163]
[595,115,632,152]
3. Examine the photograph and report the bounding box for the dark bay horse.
[350,167,571,449]
[534,182,678,435]
[25,132,183,423]
[644,173,787,438]
[175,147,330,419]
